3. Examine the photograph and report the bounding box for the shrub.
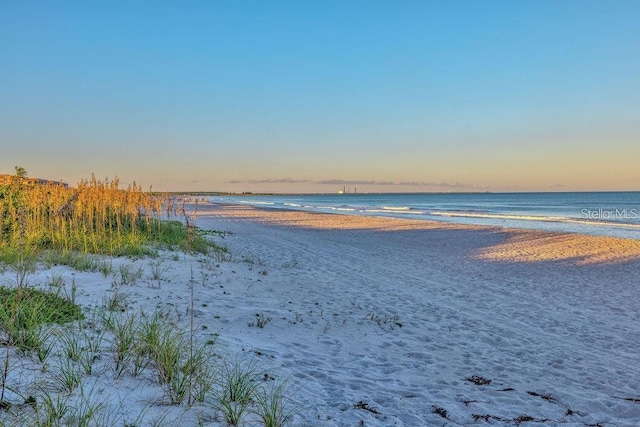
[0,286,84,353]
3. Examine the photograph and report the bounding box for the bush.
[0,286,84,353]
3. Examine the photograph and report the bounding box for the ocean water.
[209,192,640,239]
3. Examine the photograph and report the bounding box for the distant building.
[0,174,68,188]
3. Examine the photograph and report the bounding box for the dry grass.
[0,173,214,259]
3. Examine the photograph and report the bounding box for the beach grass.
[0,173,219,262]
[254,379,298,427]
[214,358,260,424]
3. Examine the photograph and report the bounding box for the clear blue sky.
[2,1,639,192]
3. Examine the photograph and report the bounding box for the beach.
[6,1,640,424]
[191,203,640,425]
[2,202,640,425]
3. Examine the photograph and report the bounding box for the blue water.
[210,192,640,239]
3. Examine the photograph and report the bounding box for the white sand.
[2,202,640,426]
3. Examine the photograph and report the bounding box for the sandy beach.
[3,202,640,425]
[192,203,640,425]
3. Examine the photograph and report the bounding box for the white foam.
[430,211,640,229]
[365,209,424,215]
[239,200,275,205]
[381,206,412,211]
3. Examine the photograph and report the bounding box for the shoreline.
[193,202,640,265]
[207,192,640,241]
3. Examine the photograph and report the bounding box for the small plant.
[254,379,298,427]
[47,273,66,293]
[68,277,78,305]
[69,389,105,426]
[212,359,258,425]
[132,310,165,377]
[35,328,56,363]
[98,259,113,277]
[44,251,109,273]
[111,313,138,379]
[180,345,212,404]
[104,287,129,312]
[191,360,215,404]
[128,307,216,405]
[36,388,72,425]
[147,321,184,403]
[151,327,183,386]
[57,328,102,375]
[51,357,83,393]
[93,400,151,427]
[149,260,168,282]
[57,328,84,362]
[118,264,143,286]
[213,246,230,262]
[220,359,260,404]
[80,331,104,376]
[364,312,402,331]
[217,397,246,426]
[71,254,100,272]
[249,313,271,329]
[242,255,264,270]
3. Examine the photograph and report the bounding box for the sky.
[1,1,639,193]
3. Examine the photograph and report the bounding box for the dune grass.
[0,173,221,262]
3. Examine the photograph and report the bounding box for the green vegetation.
[255,380,299,427]
[0,286,84,354]
[0,285,298,426]
[215,359,261,425]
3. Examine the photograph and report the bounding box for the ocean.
[209,192,640,239]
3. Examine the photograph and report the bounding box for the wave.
[239,200,275,205]
[317,205,357,212]
[365,209,424,215]
[381,206,412,211]
[429,211,640,229]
